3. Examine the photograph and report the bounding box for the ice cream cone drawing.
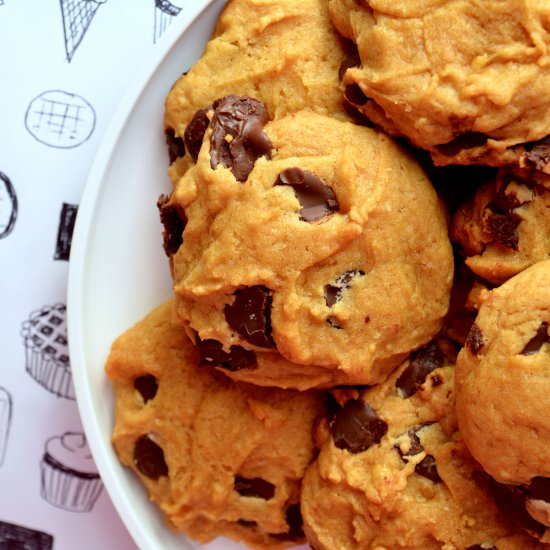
[59,0,109,62]
[153,0,181,43]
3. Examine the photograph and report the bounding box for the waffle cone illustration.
[59,0,108,61]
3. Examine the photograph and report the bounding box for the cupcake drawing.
[21,303,75,400]
[40,431,103,512]
[0,386,12,467]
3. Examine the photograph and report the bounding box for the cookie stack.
[106,0,550,548]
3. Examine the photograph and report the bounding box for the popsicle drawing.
[153,0,181,43]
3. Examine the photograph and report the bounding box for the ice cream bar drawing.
[0,386,12,467]
[153,0,181,43]
[54,203,78,261]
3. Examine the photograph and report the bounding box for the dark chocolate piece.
[521,322,549,355]
[523,135,550,172]
[184,107,210,161]
[330,399,387,454]
[486,211,521,250]
[465,323,485,355]
[165,128,185,163]
[396,426,424,459]
[324,270,365,308]
[275,167,339,222]
[396,341,444,398]
[224,286,274,348]
[436,132,489,157]
[197,337,256,371]
[210,95,272,182]
[466,545,497,550]
[414,454,441,483]
[133,434,168,480]
[234,476,275,500]
[157,193,187,256]
[134,374,158,403]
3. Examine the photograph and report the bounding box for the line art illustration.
[153,0,181,43]
[0,520,53,550]
[25,90,96,149]
[20,303,75,400]
[59,0,109,62]
[40,431,104,512]
[0,386,12,467]
[0,172,17,239]
[54,203,78,261]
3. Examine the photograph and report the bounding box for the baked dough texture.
[164,0,351,183]
[106,299,324,548]
[451,168,550,285]
[456,260,550,541]
[329,0,550,170]
[162,101,453,389]
[301,338,544,549]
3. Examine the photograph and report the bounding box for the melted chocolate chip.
[415,454,441,483]
[486,211,521,250]
[521,322,549,355]
[271,503,305,541]
[396,427,425,459]
[234,476,275,500]
[157,194,187,255]
[529,477,550,503]
[165,128,185,163]
[224,286,274,348]
[210,95,272,182]
[436,132,489,157]
[275,167,339,222]
[489,479,546,538]
[330,399,387,454]
[324,270,365,308]
[344,83,370,106]
[184,107,210,161]
[465,323,485,355]
[197,337,256,371]
[134,374,158,403]
[395,341,444,398]
[133,434,168,480]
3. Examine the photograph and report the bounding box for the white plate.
[67,2,305,549]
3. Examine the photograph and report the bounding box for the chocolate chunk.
[344,83,370,106]
[271,503,305,541]
[184,107,210,161]
[486,211,521,250]
[395,341,444,398]
[415,454,441,483]
[133,434,168,480]
[234,476,275,500]
[466,545,497,550]
[275,167,339,222]
[224,286,274,348]
[210,95,272,182]
[196,337,256,371]
[529,477,550,503]
[165,128,185,163]
[324,270,365,308]
[134,374,158,403]
[436,132,489,157]
[465,323,485,355]
[396,426,425,459]
[157,194,187,255]
[521,322,549,355]
[523,135,550,172]
[330,399,387,454]
[489,479,547,538]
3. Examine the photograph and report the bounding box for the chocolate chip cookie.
[456,259,550,542]
[329,0,550,171]
[161,97,453,389]
[451,168,550,285]
[163,0,351,184]
[106,299,325,548]
[301,338,546,549]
